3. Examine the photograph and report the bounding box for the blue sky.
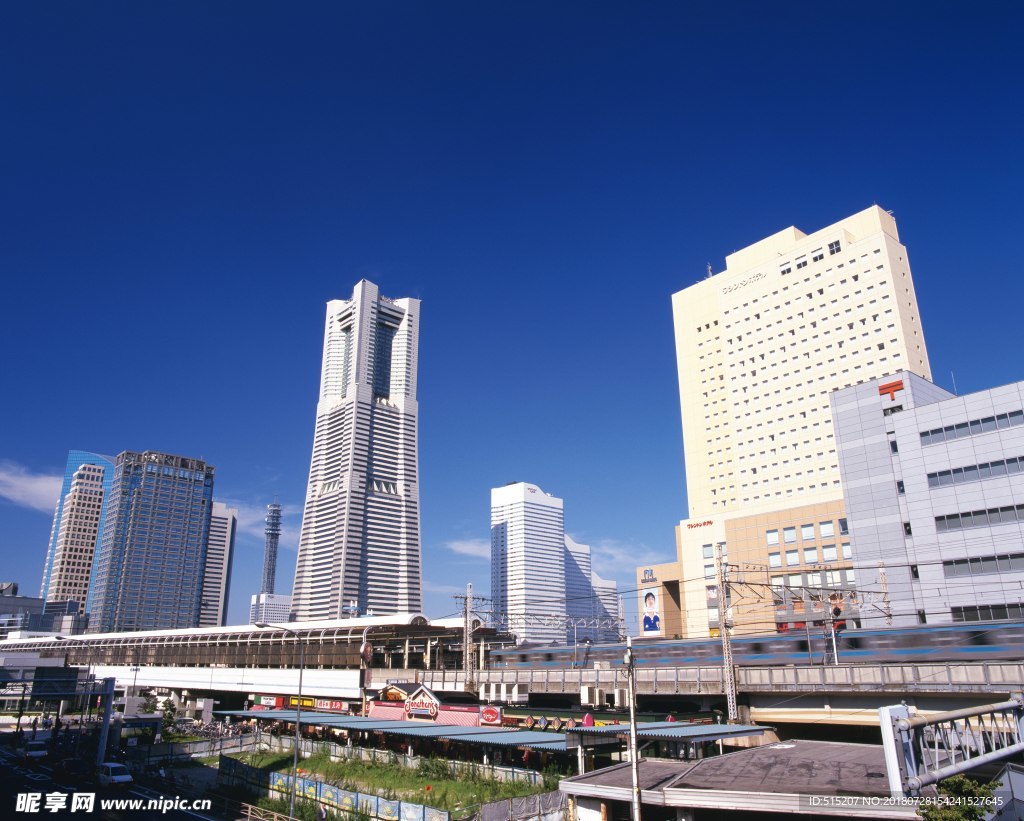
[2,2,1022,628]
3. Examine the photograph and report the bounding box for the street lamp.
[255,622,305,819]
[53,635,94,748]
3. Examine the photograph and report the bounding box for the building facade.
[833,372,1024,627]
[291,281,422,620]
[89,451,215,633]
[641,206,932,637]
[199,502,237,627]
[491,482,618,645]
[40,450,114,612]
[249,592,293,624]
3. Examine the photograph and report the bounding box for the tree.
[918,774,1000,821]
[161,698,177,733]
[140,691,158,715]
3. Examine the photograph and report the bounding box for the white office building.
[199,502,237,627]
[491,482,617,645]
[833,372,1024,627]
[44,462,107,615]
[249,592,293,624]
[291,281,423,620]
[640,206,933,637]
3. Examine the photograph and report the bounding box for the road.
[0,742,219,820]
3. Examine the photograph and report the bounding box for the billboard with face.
[641,588,662,635]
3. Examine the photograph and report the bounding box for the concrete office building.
[833,372,1024,626]
[249,592,293,624]
[639,206,932,638]
[40,450,114,613]
[199,502,237,627]
[40,456,110,610]
[89,451,215,633]
[291,281,423,620]
[491,482,618,645]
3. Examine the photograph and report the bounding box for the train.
[488,620,1024,668]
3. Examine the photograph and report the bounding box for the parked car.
[17,740,48,763]
[54,758,93,785]
[96,762,133,788]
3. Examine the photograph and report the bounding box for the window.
[766,529,779,546]
[804,547,818,563]
[819,521,835,539]
[828,240,841,255]
[801,523,815,540]
[921,410,1024,446]
[841,542,852,559]
[952,603,1024,622]
[917,610,927,624]
[786,549,800,565]
[783,526,796,544]
[771,575,785,588]
[702,544,714,559]
[890,440,899,454]
[704,564,715,579]
[936,504,1024,532]
[910,564,919,579]
[903,521,913,536]
[838,518,848,536]
[822,544,837,562]
[768,552,782,568]
[896,479,905,494]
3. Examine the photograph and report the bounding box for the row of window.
[952,603,1024,622]
[771,568,854,590]
[943,553,1024,577]
[935,504,1024,533]
[768,543,852,567]
[927,455,1024,488]
[766,519,848,545]
[919,410,1024,446]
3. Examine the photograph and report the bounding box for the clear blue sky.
[2,2,1022,628]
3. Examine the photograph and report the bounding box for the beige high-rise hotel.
[637,206,931,638]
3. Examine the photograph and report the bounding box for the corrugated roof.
[570,722,766,741]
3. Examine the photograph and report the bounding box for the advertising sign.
[480,705,502,725]
[641,587,663,635]
[404,686,440,719]
[315,699,348,712]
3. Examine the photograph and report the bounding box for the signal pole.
[624,636,642,821]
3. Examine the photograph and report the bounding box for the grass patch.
[229,751,548,813]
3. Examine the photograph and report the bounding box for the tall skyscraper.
[261,502,282,594]
[491,482,618,645]
[291,280,422,620]
[638,206,932,638]
[89,451,215,633]
[199,502,237,627]
[40,450,114,612]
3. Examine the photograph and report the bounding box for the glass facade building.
[89,451,215,633]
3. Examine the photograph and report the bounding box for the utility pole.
[624,636,642,821]
[714,542,737,722]
[879,562,893,626]
[464,583,474,690]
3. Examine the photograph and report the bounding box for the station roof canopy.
[570,722,767,742]
[217,709,568,750]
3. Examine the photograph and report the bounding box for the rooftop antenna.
[950,371,958,395]
[706,262,713,279]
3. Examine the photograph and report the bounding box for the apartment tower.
[291,280,422,620]
[89,451,215,633]
[640,206,931,638]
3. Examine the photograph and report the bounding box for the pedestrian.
[318,804,328,820]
